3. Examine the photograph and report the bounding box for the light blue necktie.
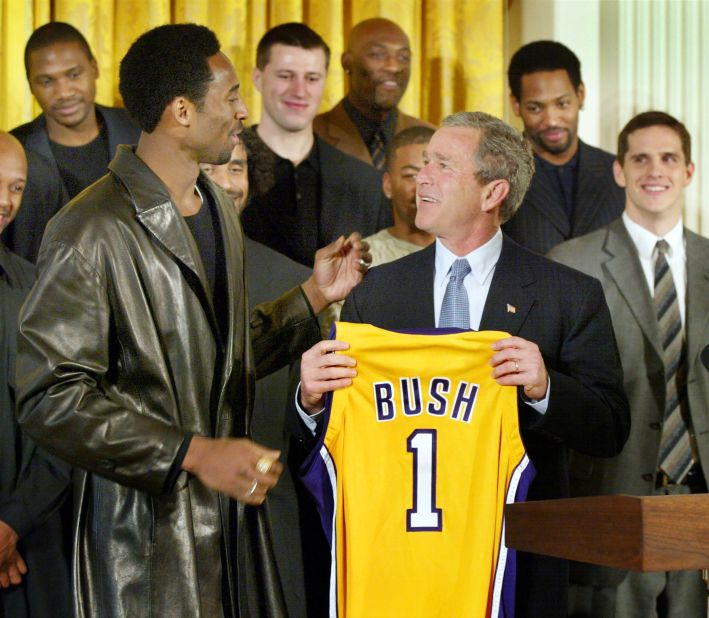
[439,258,471,329]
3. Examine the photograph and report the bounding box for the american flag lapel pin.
[506,303,516,314]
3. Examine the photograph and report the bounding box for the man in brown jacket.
[313,18,433,169]
[16,24,368,618]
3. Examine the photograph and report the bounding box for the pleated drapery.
[0,0,503,131]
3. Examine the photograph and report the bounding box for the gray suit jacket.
[503,141,625,255]
[549,218,709,586]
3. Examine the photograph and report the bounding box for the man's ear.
[612,159,626,189]
[509,94,521,118]
[481,179,510,213]
[252,66,263,93]
[576,81,586,109]
[341,51,351,75]
[382,172,392,199]
[169,97,192,128]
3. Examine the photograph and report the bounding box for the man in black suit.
[503,41,624,255]
[297,112,630,618]
[5,22,140,262]
[240,23,390,267]
[0,130,71,618]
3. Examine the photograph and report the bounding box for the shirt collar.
[434,229,503,286]
[249,125,320,172]
[343,97,398,144]
[535,148,579,172]
[622,211,684,260]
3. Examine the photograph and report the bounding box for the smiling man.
[296,112,629,618]
[6,22,139,262]
[240,23,390,266]
[314,17,433,169]
[550,111,709,618]
[15,23,369,618]
[503,40,624,255]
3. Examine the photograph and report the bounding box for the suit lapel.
[602,219,663,358]
[479,238,536,335]
[394,244,436,328]
[326,101,372,163]
[573,141,616,235]
[685,230,709,368]
[525,160,570,238]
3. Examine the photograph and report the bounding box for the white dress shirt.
[622,212,686,324]
[297,229,549,430]
[433,231,502,330]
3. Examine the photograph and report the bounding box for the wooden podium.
[505,494,709,571]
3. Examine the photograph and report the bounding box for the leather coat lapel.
[602,219,662,359]
[479,238,535,335]
[109,146,219,337]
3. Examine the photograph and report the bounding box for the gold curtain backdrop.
[0,0,503,132]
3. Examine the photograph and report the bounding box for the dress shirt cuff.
[520,377,551,415]
[295,383,324,436]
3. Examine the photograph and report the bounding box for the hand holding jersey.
[299,333,550,413]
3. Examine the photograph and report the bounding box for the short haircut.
[617,110,692,165]
[24,22,94,78]
[119,24,220,133]
[386,126,435,171]
[441,112,534,223]
[507,40,582,101]
[256,22,330,70]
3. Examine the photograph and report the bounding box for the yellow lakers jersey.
[301,322,534,618]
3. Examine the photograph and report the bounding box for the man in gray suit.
[503,41,624,255]
[549,111,709,617]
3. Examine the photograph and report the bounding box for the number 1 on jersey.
[407,429,442,531]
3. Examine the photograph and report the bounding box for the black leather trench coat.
[16,145,320,617]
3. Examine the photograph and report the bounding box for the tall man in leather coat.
[16,24,368,618]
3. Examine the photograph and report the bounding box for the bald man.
[0,131,71,617]
[313,17,433,169]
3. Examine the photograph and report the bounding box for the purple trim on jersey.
[495,455,536,618]
[299,395,336,547]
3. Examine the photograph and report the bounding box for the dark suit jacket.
[0,243,71,618]
[502,140,625,255]
[245,238,315,618]
[5,104,140,263]
[313,98,434,166]
[339,237,630,617]
[549,218,709,587]
[241,133,392,266]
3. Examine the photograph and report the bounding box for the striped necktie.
[654,240,693,483]
[438,259,471,329]
[369,130,386,170]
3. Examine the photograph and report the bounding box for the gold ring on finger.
[256,456,273,475]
